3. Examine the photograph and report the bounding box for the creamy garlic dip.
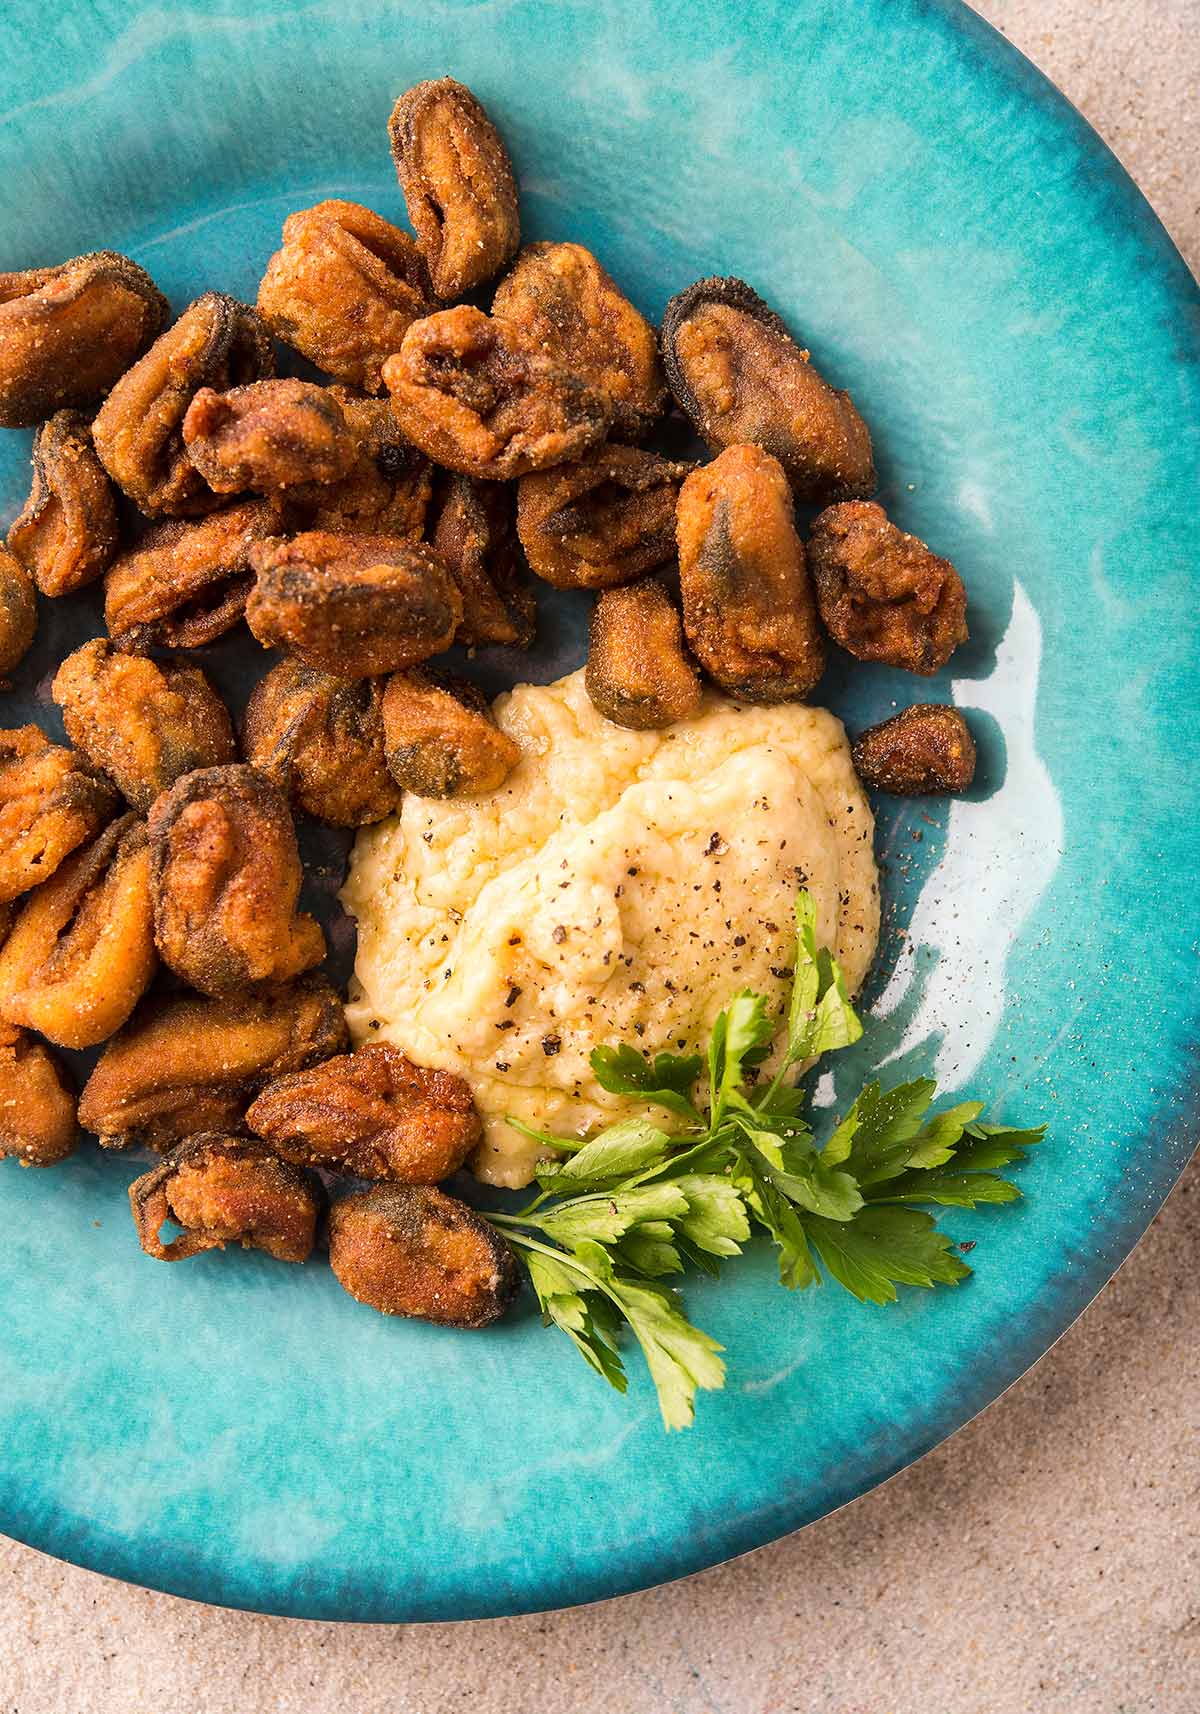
[343,669,879,1187]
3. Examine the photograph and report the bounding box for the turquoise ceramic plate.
[1,0,1197,1623]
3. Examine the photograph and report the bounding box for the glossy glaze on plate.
[0,0,1197,1623]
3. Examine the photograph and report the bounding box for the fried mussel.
[92,292,275,517]
[148,764,324,996]
[53,638,235,811]
[329,1184,518,1327]
[381,670,520,798]
[517,444,690,588]
[586,578,702,730]
[290,389,433,539]
[243,660,400,827]
[105,496,285,652]
[7,410,120,596]
[0,726,118,904]
[388,78,520,300]
[129,1134,319,1263]
[430,474,535,647]
[663,277,875,502]
[182,378,357,495]
[492,241,665,439]
[246,1042,481,1182]
[0,813,155,1049]
[676,443,826,702]
[246,530,461,676]
[0,1023,77,1167]
[383,305,612,480]
[0,545,37,675]
[853,703,977,795]
[257,200,434,392]
[0,252,167,428]
[807,500,968,675]
[78,975,348,1151]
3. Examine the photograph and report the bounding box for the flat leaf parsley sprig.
[484,893,1045,1429]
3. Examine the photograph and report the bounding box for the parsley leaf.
[521,1246,627,1390]
[616,1223,684,1278]
[535,1116,674,1186]
[903,1101,987,1169]
[804,1207,972,1304]
[590,1043,703,1119]
[536,1181,689,1247]
[868,1119,1046,1207]
[573,1241,726,1430]
[959,1121,1049,1164]
[734,1119,864,1221]
[619,1282,726,1431]
[873,1171,1022,1208]
[837,1079,937,1184]
[731,1152,820,1289]
[673,1172,751,1257]
[708,990,774,1124]
[785,891,865,1066]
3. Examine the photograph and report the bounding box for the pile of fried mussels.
[0,80,976,1328]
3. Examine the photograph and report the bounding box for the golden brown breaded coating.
[586,579,702,730]
[245,530,462,678]
[246,1042,481,1182]
[381,670,520,798]
[104,496,285,652]
[382,305,612,480]
[0,813,155,1050]
[388,79,519,300]
[243,661,401,828]
[430,473,535,648]
[808,500,968,675]
[92,293,275,517]
[662,277,875,502]
[328,1184,518,1326]
[148,765,324,997]
[129,1134,318,1262]
[493,242,665,439]
[0,252,167,428]
[290,389,433,539]
[517,445,690,589]
[676,444,826,702]
[853,703,976,794]
[257,200,433,392]
[182,378,357,495]
[0,545,37,675]
[53,638,235,812]
[0,726,118,904]
[0,1022,77,1167]
[7,411,120,597]
[78,975,349,1151]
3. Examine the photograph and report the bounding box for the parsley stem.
[485,1209,552,1232]
[512,1188,554,1217]
[754,1053,800,1115]
[494,1227,588,1265]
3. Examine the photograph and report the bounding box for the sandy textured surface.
[3,2,1198,1709]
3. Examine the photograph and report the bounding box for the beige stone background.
[3,3,1199,1709]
